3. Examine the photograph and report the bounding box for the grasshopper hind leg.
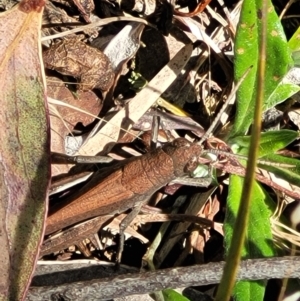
[116,201,144,265]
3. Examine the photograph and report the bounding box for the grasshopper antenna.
[204,148,295,168]
[198,66,253,145]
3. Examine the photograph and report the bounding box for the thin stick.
[29,256,300,300]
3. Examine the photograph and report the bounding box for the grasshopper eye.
[184,156,198,173]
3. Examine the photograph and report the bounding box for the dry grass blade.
[41,16,153,41]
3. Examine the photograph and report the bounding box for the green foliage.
[231,0,298,137]
[288,26,300,67]
[162,289,191,301]
[230,130,299,157]
[224,177,276,301]
[259,154,300,187]
[129,71,148,91]
[222,0,300,300]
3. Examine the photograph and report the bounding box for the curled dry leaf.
[43,38,115,92]
[101,22,145,73]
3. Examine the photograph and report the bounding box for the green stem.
[215,0,267,300]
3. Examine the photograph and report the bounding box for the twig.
[27,256,300,300]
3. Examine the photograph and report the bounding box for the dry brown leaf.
[43,38,114,91]
[47,76,102,175]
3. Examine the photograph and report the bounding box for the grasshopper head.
[162,138,203,177]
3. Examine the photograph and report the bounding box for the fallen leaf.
[102,22,145,74]
[43,38,115,92]
[47,76,102,175]
[0,0,50,299]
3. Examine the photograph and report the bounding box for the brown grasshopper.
[47,68,299,260]
[46,138,206,236]
[45,69,253,261]
[46,137,211,260]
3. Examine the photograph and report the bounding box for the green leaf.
[231,0,294,137]
[162,289,191,301]
[233,281,267,301]
[230,130,299,157]
[224,176,277,301]
[259,154,300,188]
[230,130,300,190]
[0,2,50,300]
[267,82,300,108]
[129,71,148,91]
[288,26,300,53]
[288,26,300,66]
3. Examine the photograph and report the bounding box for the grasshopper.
[44,69,244,261]
[45,67,297,261]
[46,136,212,261]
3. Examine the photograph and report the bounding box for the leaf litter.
[43,38,115,91]
[43,0,300,274]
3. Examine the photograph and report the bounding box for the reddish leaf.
[0,0,50,299]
